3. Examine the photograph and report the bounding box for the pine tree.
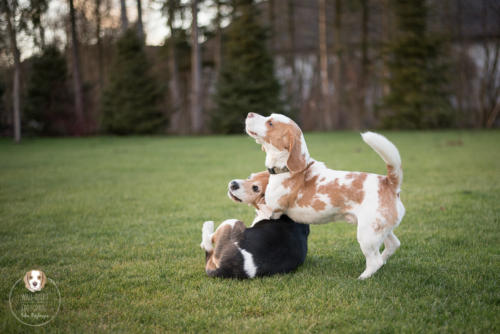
[211,0,283,134]
[101,29,166,134]
[381,0,454,129]
[24,46,72,135]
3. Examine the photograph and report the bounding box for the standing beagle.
[245,112,405,279]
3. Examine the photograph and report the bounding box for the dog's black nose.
[230,181,239,191]
[33,282,37,286]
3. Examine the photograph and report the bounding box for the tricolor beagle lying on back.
[245,112,405,279]
[200,172,309,279]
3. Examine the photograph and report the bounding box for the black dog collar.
[267,166,290,175]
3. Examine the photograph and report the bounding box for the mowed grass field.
[1,131,499,333]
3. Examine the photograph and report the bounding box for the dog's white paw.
[358,271,372,280]
[200,221,214,251]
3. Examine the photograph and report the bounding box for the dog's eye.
[38,276,41,279]
[267,120,273,127]
[252,185,259,192]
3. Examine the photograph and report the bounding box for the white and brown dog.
[24,270,46,292]
[201,172,309,278]
[245,112,405,279]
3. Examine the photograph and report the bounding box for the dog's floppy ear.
[286,128,306,173]
[256,194,266,205]
[40,271,47,289]
[24,271,31,290]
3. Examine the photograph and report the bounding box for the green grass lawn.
[1,131,499,333]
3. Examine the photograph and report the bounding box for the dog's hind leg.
[381,231,400,264]
[200,221,215,252]
[357,220,385,280]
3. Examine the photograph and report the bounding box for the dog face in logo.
[24,270,46,292]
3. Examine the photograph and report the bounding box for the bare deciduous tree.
[164,0,183,132]
[2,0,22,142]
[478,0,500,128]
[190,0,203,133]
[214,0,223,79]
[332,0,343,129]
[268,0,275,48]
[136,0,144,42]
[120,0,128,33]
[69,0,85,133]
[94,0,103,91]
[358,0,370,129]
[318,0,332,129]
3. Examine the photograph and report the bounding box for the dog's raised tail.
[361,132,402,190]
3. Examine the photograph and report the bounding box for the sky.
[14,0,217,60]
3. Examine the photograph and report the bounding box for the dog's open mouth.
[228,191,242,202]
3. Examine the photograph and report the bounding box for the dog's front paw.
[270,211,283,220]
[257,204,274,220]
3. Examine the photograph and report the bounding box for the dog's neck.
[264,144,289,170]
[264,136,312,173]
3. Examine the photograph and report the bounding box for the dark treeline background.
[0,0,499,140]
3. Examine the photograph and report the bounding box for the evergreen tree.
[381,0,454,129]
[24,46,72,135]
[211,0,283,134]
[101,29,165,134]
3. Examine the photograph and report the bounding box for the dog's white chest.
[265,174,290,209]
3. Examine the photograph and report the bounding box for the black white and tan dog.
[200,172,309,278]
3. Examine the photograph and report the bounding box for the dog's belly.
[285,206,346,224]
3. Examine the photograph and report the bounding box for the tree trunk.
[268,0,275,50]
[39,25,46,49]
[136,0,144,42]
[357,0,369,129]
[167,3,183,132]
[318,0,332,129]
[332,0,343,128]
[120,0,129,33]
[479,0,500,128]
[190,0,203,133]
[69,0,85,134]
[287,0,298,119]
[95,0,103,91]
[3,0,21,142]
[381,0,392,98]
[456,0,465,125]
[287,0,296,77]
[214,0,222,79]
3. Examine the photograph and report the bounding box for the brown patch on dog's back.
[278,167,326,211]
[317,173,368,212]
